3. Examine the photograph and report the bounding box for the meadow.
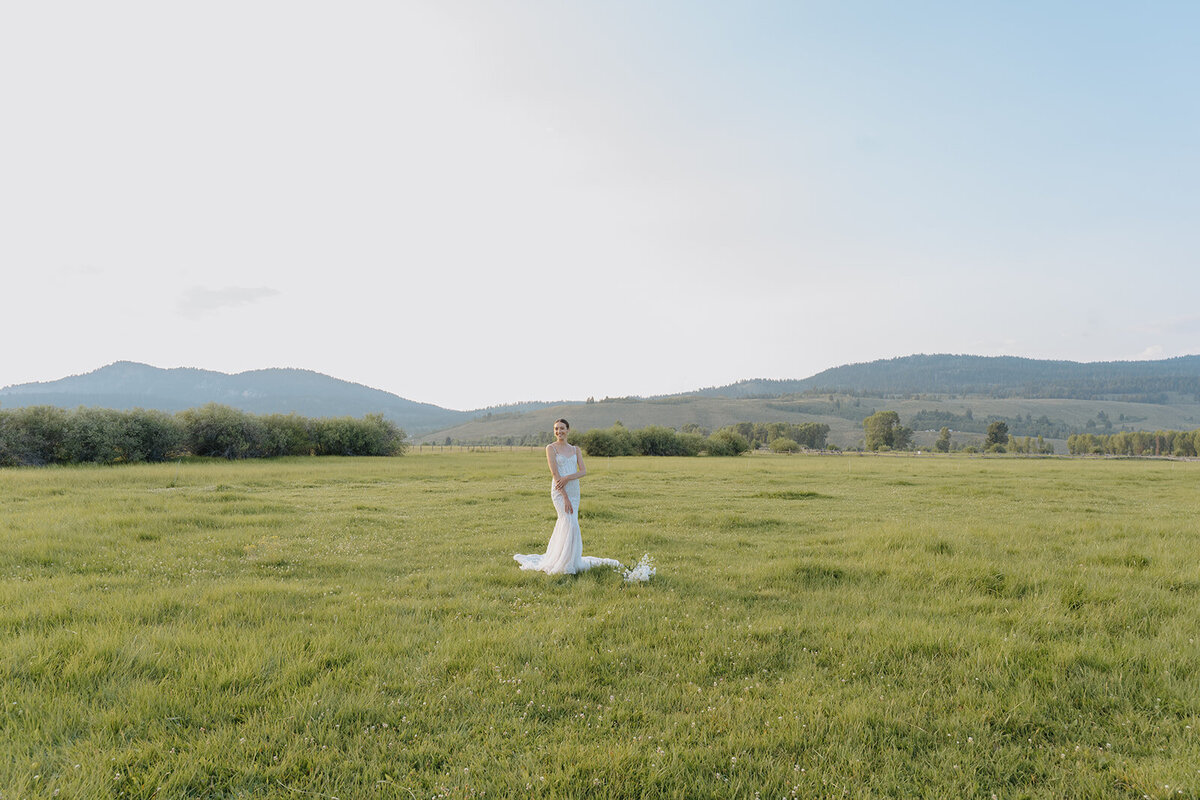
[2,452,1198,799]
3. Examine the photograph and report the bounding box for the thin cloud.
[178,286,280,317]
[1133,315,1200,338]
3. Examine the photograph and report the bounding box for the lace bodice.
[555,452,577,475]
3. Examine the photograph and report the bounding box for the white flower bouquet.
[620,553,656,583]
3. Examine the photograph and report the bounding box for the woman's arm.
[573,445,587,480]
[546,445,562,482]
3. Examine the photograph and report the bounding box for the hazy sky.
[3,2,1198,409]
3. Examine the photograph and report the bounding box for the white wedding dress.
[514,449,620,575]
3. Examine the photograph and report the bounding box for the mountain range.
[0,362,467,434]
[3,355,1199,439]
[696,354,1200,400]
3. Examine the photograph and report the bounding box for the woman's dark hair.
[554,418,570,429]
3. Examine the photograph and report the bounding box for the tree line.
[864,414,1056,454]
[865,409,1200,456]
[908,409,1073,440]
[721,421,830,450]
[1066,429,1200,457]
[0,404,407,466]
[573,420,830,457]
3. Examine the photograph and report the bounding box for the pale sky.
[3,2,1197,410]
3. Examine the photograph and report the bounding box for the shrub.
[706,429,751,456]
[63,408,126,464]
[314,414,406,456]
[577,425,710,457]
[0,406,69,466]
[635,425,682,456]
[577,425,637,457]
[63,408,184,464]
[261,413,314,457]
[0,403,405,465]
[769,437,801,453]
[675,432,707,457]
[123,409,185,462]
[178,404,269,459]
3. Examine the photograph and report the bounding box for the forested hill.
[693,354,1200,402]
[0,361,470,434]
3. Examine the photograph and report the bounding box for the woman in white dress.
[514,419,619,575]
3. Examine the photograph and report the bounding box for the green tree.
[765,422,791,443]
[790,422,830,449]
[934,426,951,453]
[863,411,911,451]
[985,421,1009,447]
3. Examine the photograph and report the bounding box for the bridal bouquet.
[621,553,656,583]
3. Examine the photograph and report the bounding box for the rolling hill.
[693,354,1200,401]
[0,362,468,435]
[416,394,1200,450]
[420,354,1200,448]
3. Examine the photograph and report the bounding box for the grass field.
[2,452,1198,798]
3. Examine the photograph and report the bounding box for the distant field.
[421,394,1200,450]
[2,453,1198,798]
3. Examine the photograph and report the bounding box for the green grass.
[2,453,1198,798]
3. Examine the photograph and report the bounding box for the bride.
[514,419,620,575]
